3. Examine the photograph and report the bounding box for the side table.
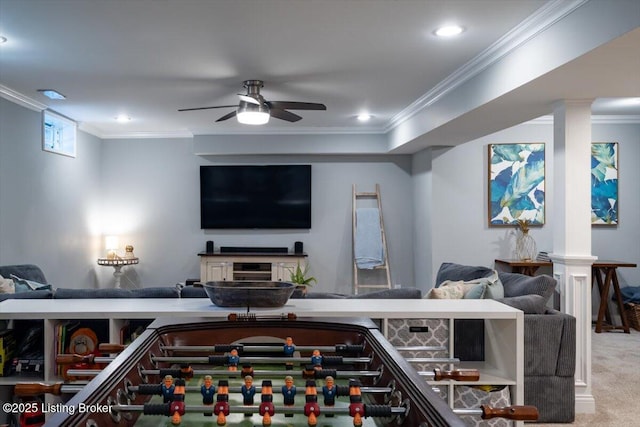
[592,260,637,333]
[97,257,139,288]
[494,259,552,276]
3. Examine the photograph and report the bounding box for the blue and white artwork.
[489,143,545,226]
[591,142,618,225]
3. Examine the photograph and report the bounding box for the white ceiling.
[0,0,639,146]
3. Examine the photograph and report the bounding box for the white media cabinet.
[0,298,524,426]
[198,251,307,283]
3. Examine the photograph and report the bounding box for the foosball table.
[15,315,536,427]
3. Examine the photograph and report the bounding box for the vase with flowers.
[515,219,537,261]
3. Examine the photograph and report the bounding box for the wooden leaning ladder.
[352,184,392,295]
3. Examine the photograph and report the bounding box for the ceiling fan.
[178,80,326,125]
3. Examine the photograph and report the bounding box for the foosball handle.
[56,354,95,364]
[14,382,63,397]
[481,404,539,421]
[98,343,127,353]
[433,368,480,381]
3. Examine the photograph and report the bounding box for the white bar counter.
[0,297,522,320]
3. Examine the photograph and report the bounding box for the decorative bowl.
[203,281,296,308]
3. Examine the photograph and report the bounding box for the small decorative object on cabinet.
[288,261,317,296]
[514,219,537,261]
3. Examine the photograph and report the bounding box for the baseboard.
[574,393,596,414]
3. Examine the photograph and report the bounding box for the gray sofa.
[436,262,576,423]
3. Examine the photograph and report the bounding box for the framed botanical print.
[42,110,76,157]
[488,143,545,226]
[591,142,618,225]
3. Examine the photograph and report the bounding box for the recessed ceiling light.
[0,36,7,44]
[434,25,465,38]
[37,89,66,100]
[357,113,372,122]
[115,115,131,123]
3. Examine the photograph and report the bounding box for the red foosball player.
[179,363,194,380]
[283,336,295,370]
[214,379,230,426]
[170,378,186,425]
[161,375,175,403]
[348,379,364,427]
[322,376,337,417]
[310,349,323,370]
[201,375,215,416]
[281,375,296,417]
[227,349,240,371]
[259,380,275,426]
[304,380,321,426]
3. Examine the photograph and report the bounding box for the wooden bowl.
[203,281,295,308]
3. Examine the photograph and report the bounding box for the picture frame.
[488,143,545,226]
[591,142,618,225]
[42,110,76,158]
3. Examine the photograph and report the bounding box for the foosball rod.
[65,367,477,381]
[13,382,395,397]
[55,354,373,365]
[111,403,539,420]
[99,343,370,354]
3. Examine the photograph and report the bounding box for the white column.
[550,100,596,414]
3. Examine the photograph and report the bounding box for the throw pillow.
[464,271,504,300]
[499,272,556,302]
[10,275,53,293]
[0,275,15,294]
[427,282,465,299]
[464,282,487,299]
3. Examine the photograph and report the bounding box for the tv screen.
[200,165,312,229]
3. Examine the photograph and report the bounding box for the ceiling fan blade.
[238,94,261,105]
[269,108,302,122]
[178,105,237,112]
[267,101,326,111]
[216,110,237,122]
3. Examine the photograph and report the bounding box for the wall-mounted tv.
[200,165,311,229]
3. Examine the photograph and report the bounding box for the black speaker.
[294,241,303,254]
[206,240,214,253]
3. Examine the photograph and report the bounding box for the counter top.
[1,298,522,320]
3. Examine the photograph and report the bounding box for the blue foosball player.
[201,375,216,416]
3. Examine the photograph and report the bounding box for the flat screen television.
[200,165,311,229]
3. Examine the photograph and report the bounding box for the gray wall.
[414,121,640,289]
[0,98,103,287]
[1,97,638,294]
[97,137,415,293]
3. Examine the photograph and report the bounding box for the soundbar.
[220,246,289,254]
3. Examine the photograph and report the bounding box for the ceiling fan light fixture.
[237,102,270,125]
[434,24,464,38]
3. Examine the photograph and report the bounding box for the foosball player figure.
[161,375,175,403]
[201,375,215,416]
[259,380,275,426]
[214,379,230,426]
[304,379,321,427]
[227,348,240,371]
[170,378,186,425]
[311,349,323,370]
[179,363,194,380]
[348,379,364,427]
[283,336,295,370]
[241,363,254,378]
[281,375,296,417]
[322,376,337,417]
[241,375,256,416]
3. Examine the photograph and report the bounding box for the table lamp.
[105,235,119,259]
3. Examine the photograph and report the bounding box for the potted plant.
[289,262,317,296]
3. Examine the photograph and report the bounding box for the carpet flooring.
[531,327,640,427]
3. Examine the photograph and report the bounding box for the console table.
[494,259,552,276]
[592,260,637,333]
[198,252,307,284]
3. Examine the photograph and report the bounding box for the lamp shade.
[237,102,270,125]
[105,235,119,251]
